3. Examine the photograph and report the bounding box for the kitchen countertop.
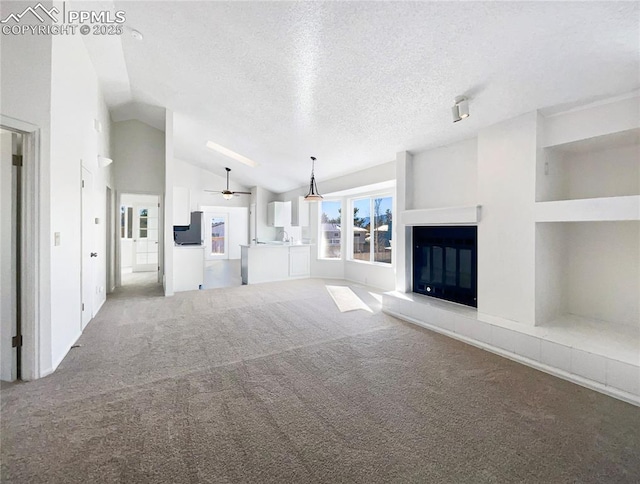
[240,243,314,248]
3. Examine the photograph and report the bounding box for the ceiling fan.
[205,167,251,200]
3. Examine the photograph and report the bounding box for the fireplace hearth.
[413,226,477,307]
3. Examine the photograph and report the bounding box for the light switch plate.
[54,232,60,246]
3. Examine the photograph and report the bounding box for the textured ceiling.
[98,1,640,193]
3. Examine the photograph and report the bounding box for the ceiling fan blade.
[204,190,223,193]
[232,191,252,195]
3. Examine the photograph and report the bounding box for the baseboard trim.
[94,297,106,316]
[48,330,83,376]
[384,309,640,407]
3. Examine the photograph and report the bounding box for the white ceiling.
[89,1,639,193]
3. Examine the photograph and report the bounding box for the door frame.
[204,212,229,260]
[132,200,160,272]
[1,115,42,381]
[116,191,164,287]
[80,165,95,329]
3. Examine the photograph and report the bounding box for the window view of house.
[352,196,393,264]
[211,217,225,255]
[320,200,341,259]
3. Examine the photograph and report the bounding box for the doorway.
[118,193,162,291]
[201,206,248,289]
[1,128,22,381]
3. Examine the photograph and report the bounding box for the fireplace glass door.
[413,226,477,307]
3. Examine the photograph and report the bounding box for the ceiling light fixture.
[131,29,144,41]
[205,141,259,168]
[452,96,470,123]
[304,156,323,202]
[204,167,251,200]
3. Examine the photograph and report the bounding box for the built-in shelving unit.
[535,103,640,369]
[535,195,640,222]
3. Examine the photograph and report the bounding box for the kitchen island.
[240,243,311,284]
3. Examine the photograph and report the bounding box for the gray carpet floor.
[2,278,639,483]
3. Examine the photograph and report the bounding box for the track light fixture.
[452,96,470,123]
[304,156,323,201]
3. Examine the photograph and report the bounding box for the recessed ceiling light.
[131,29,143,41]
[205,141,259,168]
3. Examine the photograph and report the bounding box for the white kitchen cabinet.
[241,244,311,284]
[173,245,204,292]
[289,246,310,277]
[267,201,291,227]
[291,196,310,227]
[173,186,190,226]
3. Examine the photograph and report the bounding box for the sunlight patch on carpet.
[326,285,372,313]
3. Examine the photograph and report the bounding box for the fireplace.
[413,226,477,307]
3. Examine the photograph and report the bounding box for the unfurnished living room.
[1,1,639,482]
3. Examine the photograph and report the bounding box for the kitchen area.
[173,185,313,292]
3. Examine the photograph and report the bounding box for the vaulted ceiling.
[86,1,639,193]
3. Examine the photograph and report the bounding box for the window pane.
[459,249,472,289]
[373,196,392,264]
[127,207,133,239]
[352,198,370,261]
[445,247,457,285]
[320,200,341,259]
[432,246,443,283]
[120,206,125,238]
[211,217,225,255]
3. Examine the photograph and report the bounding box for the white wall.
[173,158,250,210]
[113,120,165,194]
[412,138,477,209]
[477,112,537,326]
[566,221,639,327]
[564,144,639,200]
[252,186,278,242]
[535,223,567,325]
[0,2,53,377]
[543,95,640,147]
[164,110,174,295]
[49,31,113,371]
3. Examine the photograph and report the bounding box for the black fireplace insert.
[413,226,477,307]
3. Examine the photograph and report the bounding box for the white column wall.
[477,112,538,326]
[164,110,174,295]
[394,151,412,293]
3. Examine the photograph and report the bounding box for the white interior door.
[0,130,17,381]
[133,201,159,272]
[81,166,95,329]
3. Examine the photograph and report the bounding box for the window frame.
[347,192,394,267]
[120,205,133,240]
[317,199,344,261]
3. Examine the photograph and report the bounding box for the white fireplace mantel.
[400,205,481,226]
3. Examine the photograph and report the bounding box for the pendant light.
[304,156,323,201]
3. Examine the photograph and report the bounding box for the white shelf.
[535,196,640,222]
[539,314,639,366]
[400,205,480,226]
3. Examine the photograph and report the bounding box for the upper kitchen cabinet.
[267,201,291,227]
